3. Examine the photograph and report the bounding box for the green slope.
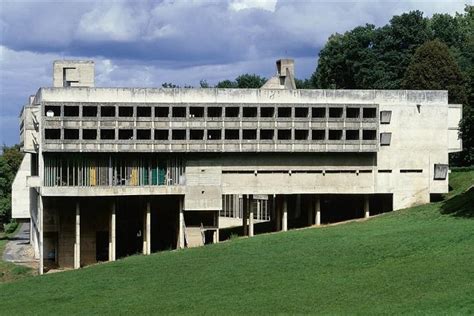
[1,171,473,315]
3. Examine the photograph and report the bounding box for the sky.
[0,0,468,145]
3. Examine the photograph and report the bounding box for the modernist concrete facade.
[12,59,462,274]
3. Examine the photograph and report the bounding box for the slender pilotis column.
[243,195,248,236]
[74,201,80,269]
[364,195,370,218]
[249,199,255,237]
[282,196,288,232]
[109,200,116,261]
[315,195,321,226]
[38,195,44,275]
[146,201,151,255]
[178,197,185,249]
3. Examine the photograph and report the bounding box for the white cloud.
[229,0,277,12]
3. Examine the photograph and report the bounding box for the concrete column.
[109,200,116,261]
[307,196,313,225]
[214,211,219,243]
[38,194,44,275]
[243,195,248,236]
[282,196,288,232]
[364,195,370,218]
[178,197,185,249]
[74,201,80,269]
[249,200,255,237]
[146,201,151,255]
[315,195,321,226]
[275,196,281,231]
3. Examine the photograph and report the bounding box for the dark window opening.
[329,107,343,118]
[278,129,291,140]
[346,130,359,140]
[362,130,377,140]
[100,129,115,140]
[346,108,360,118]
[119,106,134,117]
[119,129,133,140]
[400,169,423,173]
[295,107,308,118]
[190,129,204,140]
[208,129,221,140]
[378,170,392,173]
[225,129,239,140]
[45,129,60,139]
[172,130,186,140]
[137,129,151,140]
[295,129,308,140]
[101,106,116,117]
[155,107,169,118]
[64,129,79,139]
[243,129,257,140]
[208,107,222,118]
[328,130,343,140]
[137,107,151,117]
[45,106,61,117]
[82,106,97,117]
[243,107,257,117]
[278,107,291,118]
[312,129,325,140]
[312,107,326,118]
[363,108,377,118]
[82,129,97,140]
[64,106,79,117]
[172,107,186,118]
[260,129,274,140]
[189,107,204,118]
[225,107,240,118]
[154,129,169,140]
[260,107,274,118]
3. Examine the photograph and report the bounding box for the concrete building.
[12,59,462,274]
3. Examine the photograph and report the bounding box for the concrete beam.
[282,196,288,232]
[109,200,116,261]
[178,197,185,249]
[315,195,321,226]
[74,201,80,269]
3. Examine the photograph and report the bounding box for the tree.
[235,74,266,88]
[402,40,466,104]
[0,145,23,228]
[216,80,237,88]
[295,78,314,89]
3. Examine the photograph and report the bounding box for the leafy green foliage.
[216,74,267,89]
[0,145,23,227]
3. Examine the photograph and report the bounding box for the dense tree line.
[0,145,23,229]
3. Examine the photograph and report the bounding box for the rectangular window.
[154,129,169,140]
[189,107,204,118]
[363,108,377,118]
[400,169,423,173]
[243,107,257,117]
[45,106,61,117]
[118,129,133,140]
[312,129,325,140]
[172,129,186,140]
[312,107,326,118]
[328,130,343,140]
[119,106,134,117]
[101,106,116,117]
[346,130,359,140]
[172,107,186,118]
[295,107,308,118]
[277,129,291,140]
[362,130,377,140]
[380,110,392,124]
[137,107,152,117]
[208,107,222,118]
[45,129,60,139]
[346,107,360,118]
[225,107,240,118]
[243,129,257,140]
[82,129,97,140]
[378,170,392,173]
[137,129,151,140]
[64,106,79,117]
[82,106,97,117]
[260,129,274,140]
[64,129,79,139]
[434,164,448,180]
[100,129,115,140]
[329,107,343,118]
[155,107,169,118]
[190,129,204,140]
[207,129,221,140]
[225,129,239,140]
[380,132,392,146]
[295,129,308,140]
[260,107,274,118]
[278,107,291,118]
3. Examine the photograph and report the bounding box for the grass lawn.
[0,226,34,283]
[0,171,473,314]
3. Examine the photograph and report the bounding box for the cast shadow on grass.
[440,186,474,218]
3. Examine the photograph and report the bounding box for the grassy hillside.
[1,171,473,315]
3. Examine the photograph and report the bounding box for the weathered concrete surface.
[2,223,37,269]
